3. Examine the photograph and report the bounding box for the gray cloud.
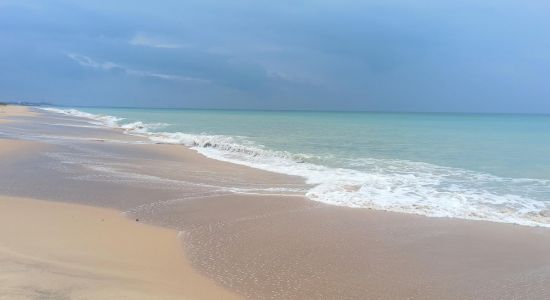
[0,0,549,112]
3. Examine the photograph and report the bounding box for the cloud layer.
[0,0,549,112]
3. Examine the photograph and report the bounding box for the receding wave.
[40,107,550,227]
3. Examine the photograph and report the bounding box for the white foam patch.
[41,107,123,127]
[40,107,550,227]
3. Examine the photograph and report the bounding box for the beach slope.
[0,196,238,300]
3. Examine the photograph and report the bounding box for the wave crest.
[40,107,550,227]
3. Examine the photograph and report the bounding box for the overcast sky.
[1,0,549,113]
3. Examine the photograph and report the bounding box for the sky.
[1,0,549,113]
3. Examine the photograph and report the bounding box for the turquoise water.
[44,107,550,226]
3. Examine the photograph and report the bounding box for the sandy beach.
[0,105,36,120]
[0,196,238,300]
[0,107,238,299]
[2,105,550,299]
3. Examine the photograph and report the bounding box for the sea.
[42,107,550,227]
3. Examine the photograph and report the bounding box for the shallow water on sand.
[43,107,550,227]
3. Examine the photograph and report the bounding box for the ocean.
[42,107,550,227]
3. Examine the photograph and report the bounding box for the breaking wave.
[40,107,550,227]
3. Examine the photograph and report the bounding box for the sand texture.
[0,196,239,300]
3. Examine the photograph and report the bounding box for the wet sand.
[2,105,550,299]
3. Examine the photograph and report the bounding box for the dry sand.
[0,196,239,300]
[0,105,36,123]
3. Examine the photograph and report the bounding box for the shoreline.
[2,105,550,299]
[40,106,550,228]
[0,106,239,299]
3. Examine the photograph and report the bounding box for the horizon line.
[5,100,550,116]
[54,103,550,116]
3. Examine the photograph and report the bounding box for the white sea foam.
[41,107,123,127]
[120,121,169,133]
[40,107,550,227]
